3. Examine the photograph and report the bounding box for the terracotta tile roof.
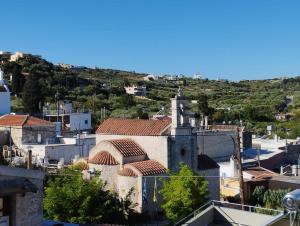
[96,117,171,136]
[198,154,219,170]
[129,160,166,175]
[107,139,146,157]
[89,151,119,165]
[0,114,53,127]
[244,167,277,180]
[118,168,137,177]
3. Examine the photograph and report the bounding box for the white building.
[43,101,92,132]
[0,69,10,115]
[9,51,41,62]
[193,73,202,79]
[124,85,148,96]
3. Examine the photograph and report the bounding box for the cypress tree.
[22,75,41,114]
[11,64,22,95]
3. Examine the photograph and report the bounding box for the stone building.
[0,114,56,147]
[87,89,220,213]
[0,165,44,226]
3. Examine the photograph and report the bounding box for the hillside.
[0,53,299,138]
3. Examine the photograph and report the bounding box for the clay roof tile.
[107,139,146,157]
[96,118,171,136]
[89,151,119,165]
[128,160,166,176]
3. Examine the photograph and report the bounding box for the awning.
[0,178,38,196]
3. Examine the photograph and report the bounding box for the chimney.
[27,150,32,169]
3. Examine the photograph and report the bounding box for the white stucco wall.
[89,164,120,190]
[96,134,169,167]
[0,92,10,115]
[70,113,91,131]
[117,175,139,210]
[45,144,87,163]
[21,143,90,163]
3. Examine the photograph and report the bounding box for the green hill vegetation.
[1,53,299,138]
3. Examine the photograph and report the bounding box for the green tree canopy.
[44,169,136,224]
[197,93,214,117]
[159,163,209,223]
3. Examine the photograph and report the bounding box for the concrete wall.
[0,166,44,226]
[0,92,10,115]
[197,132,235,162]
[45,144,87,163]
[184,206,214,226]
[198,168,220,200]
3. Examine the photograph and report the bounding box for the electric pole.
[9,126,12,163]
[236,127,245,208]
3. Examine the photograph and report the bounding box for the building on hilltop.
[86,89,220,214]
[124,85,148,96]
[9,51,41,62]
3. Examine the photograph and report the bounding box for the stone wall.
[0,130,8,146]
[0,166,44,226]
[168,134,198,172]
[22,125,55,144]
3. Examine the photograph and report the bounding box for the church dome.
[118,168,137,177]
[89,151,119,165]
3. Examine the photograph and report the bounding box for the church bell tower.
[171,88,192,136]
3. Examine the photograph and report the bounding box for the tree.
[197,93,214,117]
[11,63,23,95]
[119,94,136,109]
[160,163,209,223]
[44,169,136,224]
[22,75,42,114]
[136,108,149,119]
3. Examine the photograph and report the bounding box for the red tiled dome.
[89,151,119,165]
[108,139,146,157]
[118,168,137,177]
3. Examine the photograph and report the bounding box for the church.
[84,89,220,213]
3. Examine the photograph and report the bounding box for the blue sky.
[1,0,300,80]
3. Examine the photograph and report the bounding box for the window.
[85,120,88,125]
